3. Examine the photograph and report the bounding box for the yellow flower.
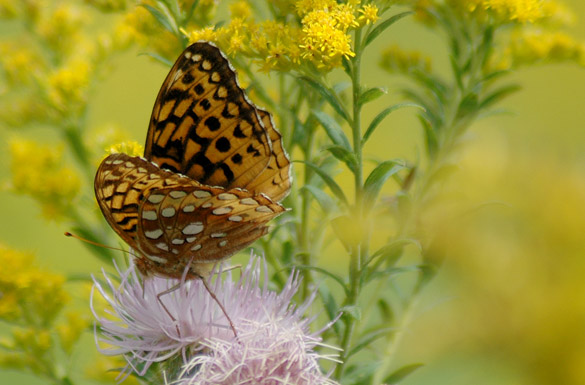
[332,3,359,30]
[85,0,127,12]
[229,0,252,20]
[182,26,219,45]
[57,312,89,353]
[117,4,180,59]
[300,8,355,69]
[494,29,585,69]
[483,0,544,23]
[380,45,432,73]
[10,139,81,219]
[0,244,69,324]
[0,43,43,85]
[295,0,336,16]
[46,58,92,113]
[37,4,85,54]
[359,4,379,25]
[105,140,144,157]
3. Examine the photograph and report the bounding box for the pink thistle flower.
[177,316,341,385]
[91,254,340,383]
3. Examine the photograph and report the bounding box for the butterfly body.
[95,42,291,279]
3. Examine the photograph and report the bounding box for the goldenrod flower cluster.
[0,245,88,375]
[410,0,584,70]
[182,0,380,72]
[379,45,432,74]
[495,30,585,69]
[105,140,145,157]
[10,140,81,220]
[420,0,575,25]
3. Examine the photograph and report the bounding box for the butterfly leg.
[196,274,238,338]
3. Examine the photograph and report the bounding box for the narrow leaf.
[363,103,423,144]
[318,284,342,336]
[363,160,405,212]
[340,305,361,320]
[324,145,357,172]
[364,11,413,47]
[155,0,179,33]
[312,110,351,150]
[347,327,395,358]
[300,76,350,122]
[301,185,337,213]
[343,363,378,385]
[359,87,387,106]
[333,81,351,95]
[365,238,422,268]
[142,4,177,35]
[342,56,352,75]
[383,363,424,384]
[456,92,479,120]
[138,52,173,66]
[297,161,349,207]
[480,84,521,109]
[294,264,349,295]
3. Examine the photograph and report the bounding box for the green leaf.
[347,327,395,358]
[295,264,349,295]
[163,0,181,22]
[297,161,349,207]
[142,3,178,35]
[365,238,422,268]
[363,103,423,144]
[343,363,378,385]
[383,363,424,384]
[363,160,405,212]
[318,284,342,336]
[342,56,352,75]
[359,87,387,106]
[312,110,351,150]
[415,263,438,293]
[419,115,438,159]
[340,305,361,320]
[456,92,479,120]
[301,185,337,213]
[300,76,350,122]
[480,84,521,109]
[138,51,173,66]
[481,69,511,84]
[324,145,357,173]
[364,11,413,47]
[333,81,351,95]
[377,298,394,322]
[331,215,362,252]
[411,69,448,104]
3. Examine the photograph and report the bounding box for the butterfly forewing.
[145,42,273,190]
[241,109,292,201]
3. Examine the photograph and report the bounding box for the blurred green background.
[1,1,585,384]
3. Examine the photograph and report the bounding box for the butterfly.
[95,42,291,280]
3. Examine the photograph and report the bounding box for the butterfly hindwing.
[95,153,285,279]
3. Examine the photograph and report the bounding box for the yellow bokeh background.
[1,1,585,384]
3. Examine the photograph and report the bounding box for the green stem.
[335,27,365,379]
[299,118,316,299]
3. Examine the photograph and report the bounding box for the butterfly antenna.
[64,232,130,255]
